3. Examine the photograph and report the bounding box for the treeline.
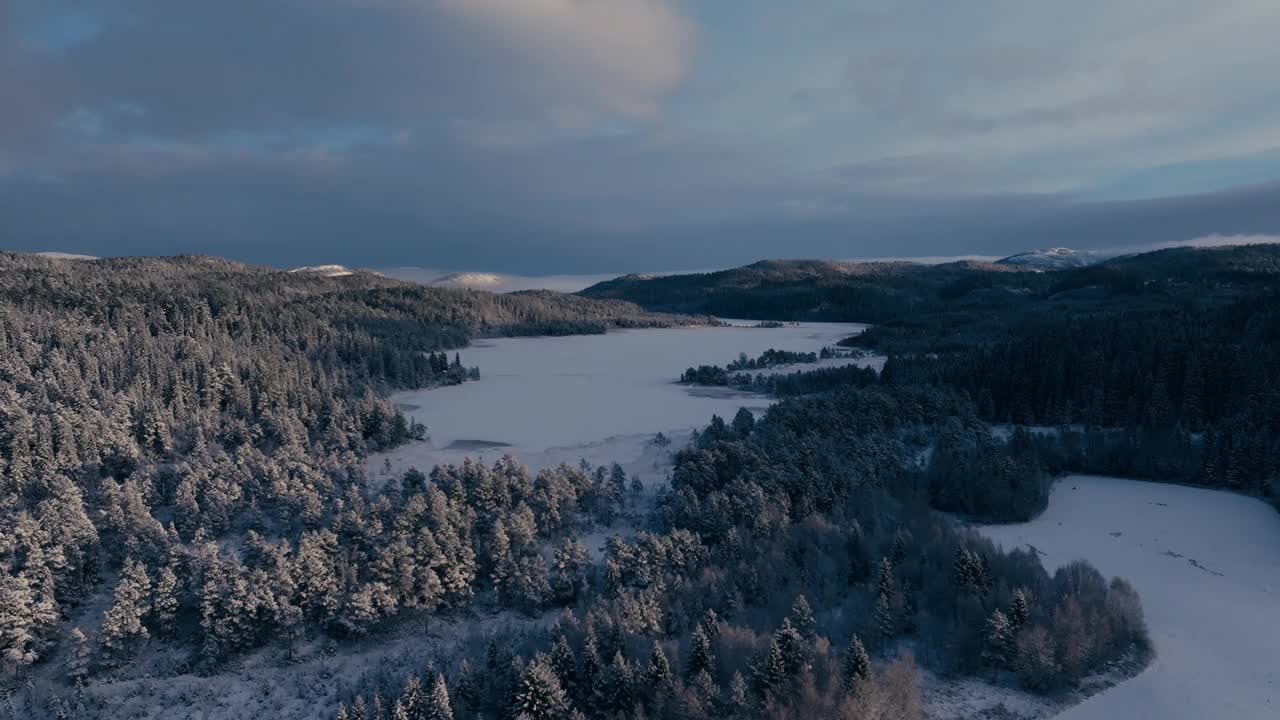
[679,348,851,387]
[0,253,692,688]
[877,278,1280,507]
[580,259,1045,323]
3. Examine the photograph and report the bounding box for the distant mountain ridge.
[289,264,355,277]
[580,245,1280,323]
[996,247,1100,270]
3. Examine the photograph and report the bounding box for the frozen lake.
[370,321,876,480]
[980,476,1280,720]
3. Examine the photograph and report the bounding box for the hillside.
[580,259,1042,322]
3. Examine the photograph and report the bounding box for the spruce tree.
[982,609,1015,674]
[891,531,907,568]
[548,634,578,701]
[399,674,425,718]
[756,636,790,695]
[151,564,180,639]
[644,640,673,691]
[841,634,871,691]
[64,627,91,684]
[874,592,896,654]
[1010,589,1031,628]
[727,670,751,715]
[0,571,40,673]
[877,557,896,601]
[788,594,817,641]
[687,624,714,679]
[593,651,634,716]
[424,672,454,720]
[99,558,152,663]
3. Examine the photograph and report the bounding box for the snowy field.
[369,322,875,481]
[979,476,1280,719]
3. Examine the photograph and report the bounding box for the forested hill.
[0,251,694,686]
[578,246,1280,324]
[579,258,1043,322]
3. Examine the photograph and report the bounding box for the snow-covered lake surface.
[371,322,877,481]
[979,476,1280,720]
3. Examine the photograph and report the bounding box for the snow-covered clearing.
[370,322,874,482]
[978,475,1280,719]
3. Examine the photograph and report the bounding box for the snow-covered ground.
[370,322,875,480]
[979,476,1280,719]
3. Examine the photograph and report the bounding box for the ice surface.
[370,322,875,478]
[979,476,1280,719]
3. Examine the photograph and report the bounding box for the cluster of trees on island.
[679,347,850,388]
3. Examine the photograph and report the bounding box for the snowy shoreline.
[977,475,1280,719]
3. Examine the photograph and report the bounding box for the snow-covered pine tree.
[686,624,714,679]
[425,672,454,720]
[98,558,152,663]
[644,640,673,691]
[841,634,871,691]
[788,594,817,641]
[982,609,1015,674]
[151,564,180,639]
[874,591,896,654]
[511,653,568,720]
[1010,588,1031,628]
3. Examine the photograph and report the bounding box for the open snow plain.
[980,476,1280,719]
[369,322,877,482]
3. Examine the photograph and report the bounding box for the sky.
[4,0,1280,274]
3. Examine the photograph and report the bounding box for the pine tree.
[593,651,633,715]
[424,672,454,720]
[151,564,180,639]
[890,531,907,568]
[489,520,514,594]
[874,592,896,654]
[644,640,673,691]
[788,594,817,641]
[774,619,808,674]
[687,624,714,679]
[877,557,896,600]
[1009,589,1031,628]
[456,661,480,715]
[548,634,578,700]
[841,634,871,691]
[699,608,720,640]
[727,670,751,715]
[399,674,425,718]
[982,609,1015,674]
[756,635,790,695]
[974,553,994,593]
[951,547,974,592]
[99,558,152,662]
[900,583,918,634]
[0,571,40,673]
[64,627,91,684]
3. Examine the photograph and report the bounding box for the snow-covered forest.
[5,244,1279,719]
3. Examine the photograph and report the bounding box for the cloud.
[3,0,694,153]
[4,1,1280,271]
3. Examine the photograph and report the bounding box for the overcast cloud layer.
[5,1,1280,272]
